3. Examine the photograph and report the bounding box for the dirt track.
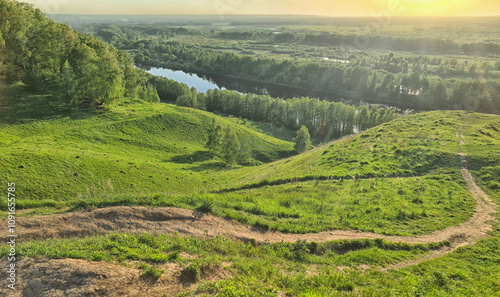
[3,161,497,248]
[0,257,230,297]
[1,130,497,272]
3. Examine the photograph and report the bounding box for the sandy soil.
[0,257,230,297]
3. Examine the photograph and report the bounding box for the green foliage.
[294,125,312,153]
[138,83,160,103]
[196,198,214,214]
[221,126,241,166]
[0,0,158,107]
[150,73,396,143]
[95,20,500,114]
[139,263,164,279]
[206,118,224,156]
[237,140,252,165]
[176,94,196,107]
[205,119,250,166]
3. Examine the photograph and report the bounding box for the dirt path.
[1,130,496,271]
[382,129,497,270]
[3,168,496,247]
[0,257,230,297]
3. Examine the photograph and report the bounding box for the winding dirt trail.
[1,130,497,270]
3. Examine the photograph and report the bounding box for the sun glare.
[369,0,484,16]
[402,0,480,16]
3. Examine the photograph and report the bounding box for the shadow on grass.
[0,82,102,124]
[188,161,228,172]
[168,150,213,164]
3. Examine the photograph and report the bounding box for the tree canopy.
[0,0,158,107]
[294,125,312,153]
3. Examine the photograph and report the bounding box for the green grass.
[1,224,500,296]
[0,232,451,295]
[226,111,471,188]
[2,77,500,295]
[139,263,165,279]
[49,172,472,236]
[352,227,500,296]
[14,170,472,236]
[0,82,294,205]
[1,80,499,236]
[209,175,474,235]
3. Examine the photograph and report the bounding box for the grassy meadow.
[2,79,499,237]
[2,74,500,296]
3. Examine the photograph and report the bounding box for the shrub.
[196,199,214,213]
[139,263,164,279]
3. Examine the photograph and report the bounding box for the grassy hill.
[0,80,294,210]
[1,2,500,294]
[195,110,498,235]
[1,80,500,296]
[228,111,492,186]
[3,79,499,237]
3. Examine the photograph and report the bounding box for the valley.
[1,1,500,296]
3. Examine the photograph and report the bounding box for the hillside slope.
[218,111,499,192]
[198,110,499,235]
[0,81,294,206]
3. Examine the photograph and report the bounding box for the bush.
[196,199,214,213]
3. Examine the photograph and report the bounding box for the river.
[145,67,417,112]
[145,67,354,104]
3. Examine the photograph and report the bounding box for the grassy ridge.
[0,82,294,204]
[459,112,500,196]
[2,80,499,236]
[206,110,500,235]
[227,111,469,189]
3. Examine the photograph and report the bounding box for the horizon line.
[48,13,500,18]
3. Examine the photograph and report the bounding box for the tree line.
[149,75,398,142]
[77,22,500,114]
[302,33,500,56]
[134,41,500,114]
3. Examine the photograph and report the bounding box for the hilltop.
[0,80,294,208]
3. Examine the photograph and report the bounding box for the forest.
[0,0,397,144]
[0,0,161,107]
[71,19,500,114]
[149,75,395,141]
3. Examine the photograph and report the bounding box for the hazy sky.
[23,0,500,16]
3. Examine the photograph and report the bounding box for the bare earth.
[0,257,230,297]
[0,130,497,296]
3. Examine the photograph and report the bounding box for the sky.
[22,0,500,16]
